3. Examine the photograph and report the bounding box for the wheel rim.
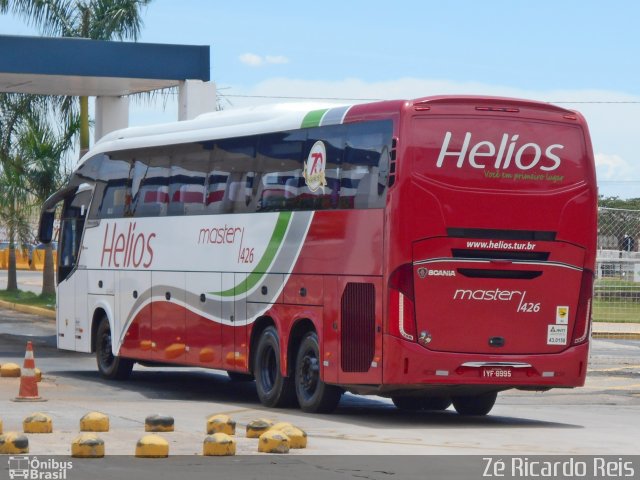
[260,344,278,392]
[98,328,114,370]
[298,347,319,401]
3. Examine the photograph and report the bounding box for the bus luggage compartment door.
[412,237,585,355]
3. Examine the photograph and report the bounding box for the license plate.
[482,367,512,379]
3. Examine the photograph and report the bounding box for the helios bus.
[38,95,597,414]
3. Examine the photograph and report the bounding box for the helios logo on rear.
[436,131,564,172]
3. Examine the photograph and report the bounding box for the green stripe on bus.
[210,211,292,297]
[301,109,328,128]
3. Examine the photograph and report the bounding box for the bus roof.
[85,95,581,164]
[91,101,349,158]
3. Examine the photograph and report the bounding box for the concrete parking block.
[271,425,307,449]
[145,414,174,432]
[80,412,110,432]
[71,433,105,458]
[23,412,53,433]
[203,433,236,456]
[135,434,169,458]
[206,414,235,435]
[0,362,21,377]
[246,418,274,438]
[0,432,29,454]
[258,430,290,454]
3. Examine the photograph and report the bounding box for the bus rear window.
[409,117,588,191]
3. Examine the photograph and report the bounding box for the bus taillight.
[572,270,594,345]
[389,264,417,341]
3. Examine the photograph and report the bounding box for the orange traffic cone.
[13,341,46,402]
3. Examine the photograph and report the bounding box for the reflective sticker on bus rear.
[547,324,568,345]
[556,306,569,325]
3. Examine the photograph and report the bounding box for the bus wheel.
[254,326,296,408]
[392,396,452,411]
[422,397,452,411]
[451,392,497,416]
[295,332,342,413]
[96,317,133,380]
[391,396,424,411]
[227,371,254,382]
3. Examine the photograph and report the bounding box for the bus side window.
[94,156,130,219]
[167,165,205,215]
[303,125,344,210]
[342,120,393,209]
[131,164,169,217]
[206,170,230,213]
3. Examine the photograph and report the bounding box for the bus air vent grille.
[340,282,376,373]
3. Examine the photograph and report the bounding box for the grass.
[592,299,640,323]
[596,278,638,287]
[0,289,55,311]
[593,279,640,323]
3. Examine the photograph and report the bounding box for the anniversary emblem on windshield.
[304,141,328,193]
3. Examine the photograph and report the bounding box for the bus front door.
[56,188,92,351]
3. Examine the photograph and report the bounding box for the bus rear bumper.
[380,335,589,393]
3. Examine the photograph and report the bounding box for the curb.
[0,300,55,319]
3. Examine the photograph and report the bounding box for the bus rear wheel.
[254,326,296,408]
[96,317,133,380]
[451,392,497,416]
[391,396,451,411]
[294,331,342,413]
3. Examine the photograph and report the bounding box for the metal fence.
[595,207,640,324]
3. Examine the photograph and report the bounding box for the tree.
[19,108,79,295]
[0,93,37,291]
[1,0,152,153]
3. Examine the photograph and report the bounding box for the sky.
[1,0,640,197]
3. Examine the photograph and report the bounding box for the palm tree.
[0,0,152,153]
[20,108,79,295]
[0,93,37,291]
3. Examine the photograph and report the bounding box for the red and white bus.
[38,95,597,414]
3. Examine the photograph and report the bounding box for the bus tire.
[451,392,497,416]
[294,332,342,413]
[227,371,254,382]
[254,326,296,408]
[392,396,452,411]
[391,396,424,411]
[422,397,452,411]
[96,317,133,380]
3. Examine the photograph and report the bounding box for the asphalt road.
[0,307,639,479]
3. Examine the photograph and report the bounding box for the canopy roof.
[0,34,209,96]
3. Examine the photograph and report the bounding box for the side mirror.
[38,210,55,244]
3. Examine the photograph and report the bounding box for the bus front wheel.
[294,331,342,413]
[96,317,133,380]
[451,392,497,416]
[254,326,296,408]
